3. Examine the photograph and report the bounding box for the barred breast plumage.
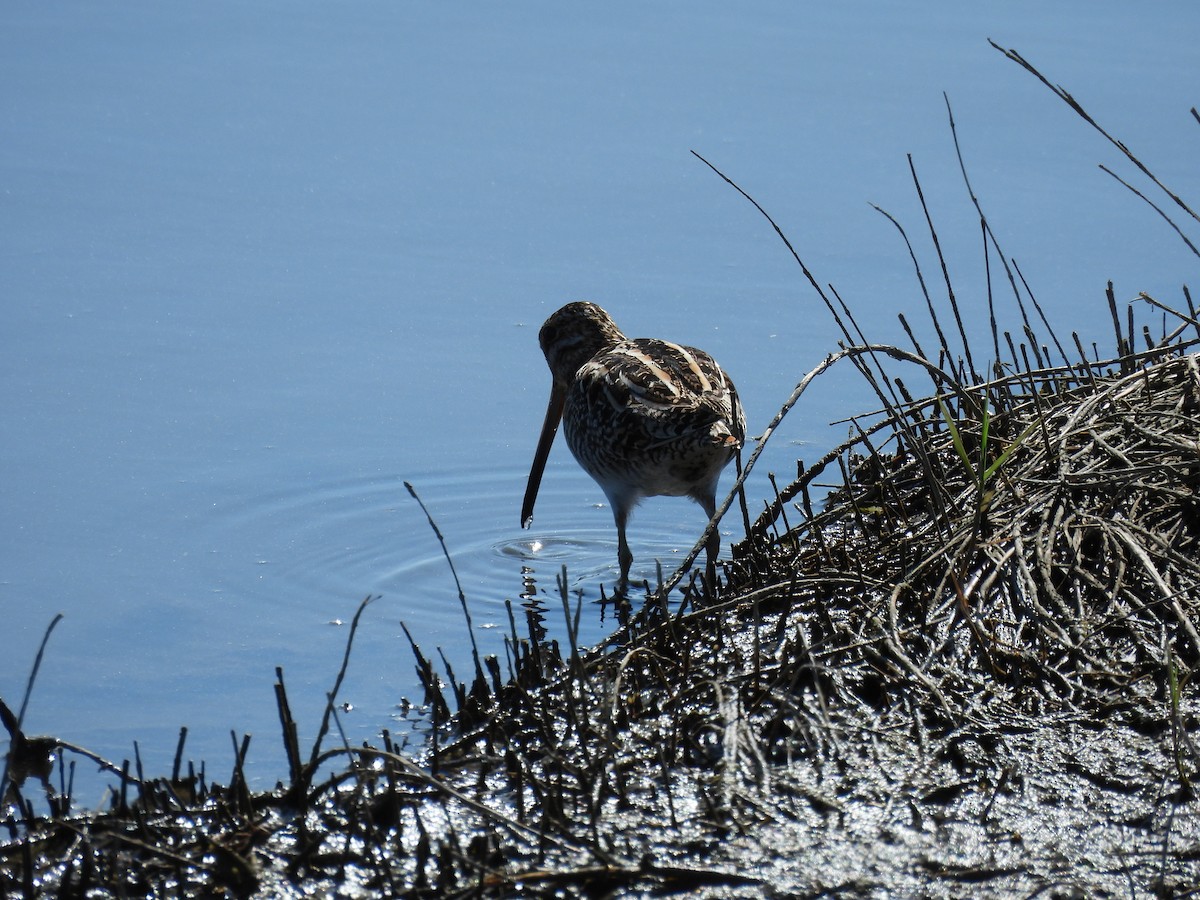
[521,301,745,591]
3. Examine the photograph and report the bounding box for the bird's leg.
[704,528,719,595]
[698,493,720,596]
[614,505,633,593]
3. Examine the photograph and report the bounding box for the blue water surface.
[3,1,1197,794]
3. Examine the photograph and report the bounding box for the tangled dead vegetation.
[730,341,1200,722]
[3,44,1200,898]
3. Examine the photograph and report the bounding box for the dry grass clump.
[3,44,1200,898]
[728,337,1200,717]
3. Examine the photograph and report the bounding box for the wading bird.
[521,301,745,591]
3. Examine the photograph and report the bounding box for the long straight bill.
[521,382,566,528]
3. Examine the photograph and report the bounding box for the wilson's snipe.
[521,301,745,590]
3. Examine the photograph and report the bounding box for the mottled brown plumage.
[522,301,745,589]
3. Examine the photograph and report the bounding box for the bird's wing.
[579,339,742,446]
